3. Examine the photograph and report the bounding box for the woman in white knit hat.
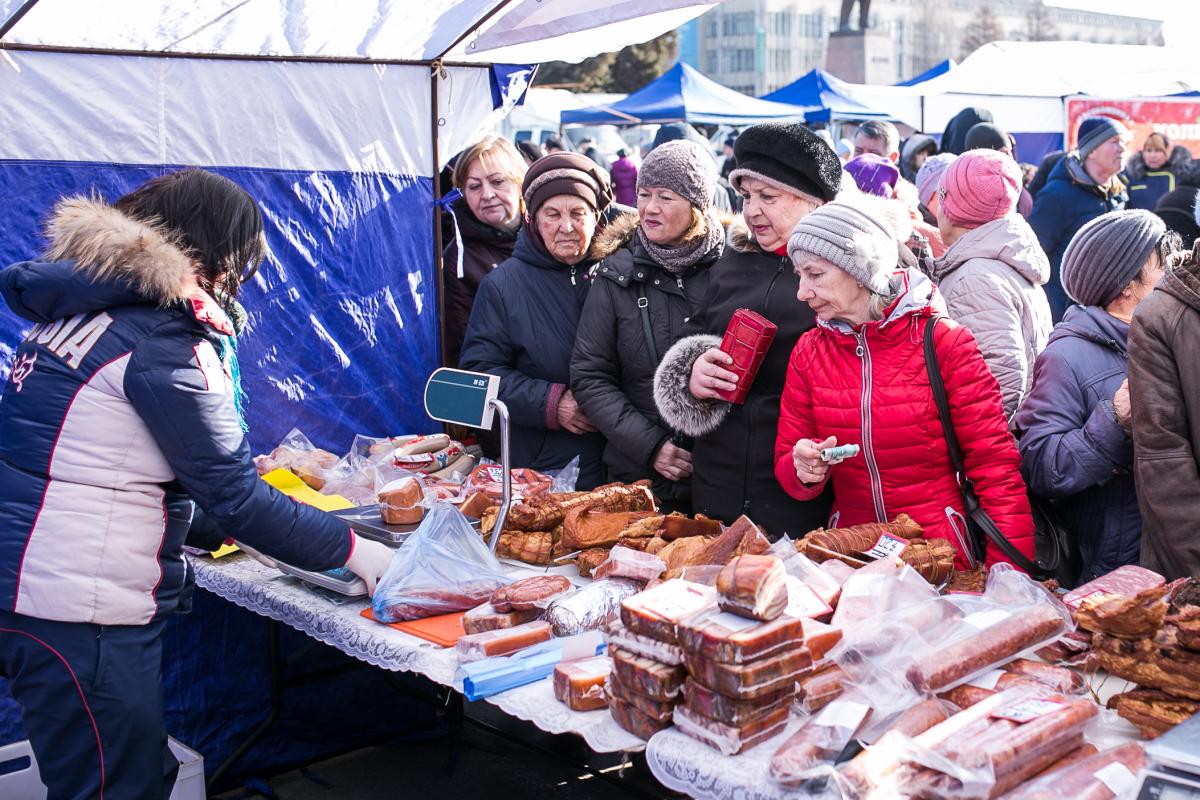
[774,196,1036,571]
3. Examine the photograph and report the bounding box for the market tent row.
[894,58,955,88]
[561,61,807,126]
[831,41,1200,163]
[761,68,896,123]
[0,0,722,773]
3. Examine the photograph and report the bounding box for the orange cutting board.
[360,607,465,647]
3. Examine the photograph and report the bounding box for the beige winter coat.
[933,214,1053,423]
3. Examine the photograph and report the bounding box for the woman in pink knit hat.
[933,148,1053,425]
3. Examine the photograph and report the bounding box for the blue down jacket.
[0,198,352,626]
[460,228,605,489]
[1013,304,1139,581]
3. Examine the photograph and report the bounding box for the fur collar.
[43,196,198,306]
[727,216,762,254]
[589,211,639,261]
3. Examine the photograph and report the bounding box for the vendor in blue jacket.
[0,170,394,799]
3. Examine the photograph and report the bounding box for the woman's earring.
[856,282,863,289]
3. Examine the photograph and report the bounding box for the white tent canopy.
[0,0,719,64]
[835,41,1200,136]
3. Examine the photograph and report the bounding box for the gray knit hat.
[787,198,898,294]
[1061,209,1165,307]
[637,139,716,211]
[1076,117,1129,162]
[915,153,957,209]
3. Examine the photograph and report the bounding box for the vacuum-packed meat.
[673,703,790,756]
[491,575,572,612]
[675,606,805,664]
[606,670,677,721]
[462,601,541,635]
[592,546,666,583]
[999,742,1147,800]
[619,579,718,643]
[605,620,685,666]
[795,665,846,714]
[553,656,611,712]
[607,691,674,740]
[610,646,685,702]
[716,554,789,621]
[684,646,811,700]
[455,620,552,663]
[683,678,792,727]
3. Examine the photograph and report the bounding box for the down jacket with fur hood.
[1123,146,1200,212]
[774,268,1036,570]
[654,220,832,539]
[933,214,1053,424]
[0,198,353,626]
[569,214,721,508]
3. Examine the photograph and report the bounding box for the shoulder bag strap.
[923,316,1049,576]
[636,282,658,365]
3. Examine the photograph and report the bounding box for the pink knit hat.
[940,148,1022,228]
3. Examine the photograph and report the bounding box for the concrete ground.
[214,702,673,800]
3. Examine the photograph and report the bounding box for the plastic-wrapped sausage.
[998,742,1146,800]
[838,699,956,797]
[1001,658,1086,694]
[770,698,872,787]
[796,665,847,714]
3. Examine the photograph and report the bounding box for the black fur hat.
[728,122,842,202]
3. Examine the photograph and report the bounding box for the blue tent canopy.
[561,62,805,126]
[896,59,956,87]
[761,69,893,123]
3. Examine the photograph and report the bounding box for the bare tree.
[959,4,1004,60]
[1024,1,1059,42]
[908,0,955,77]
[534,32,678,93]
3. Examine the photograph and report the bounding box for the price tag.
[484,465,504,483]
[784,576,834,619]
[990,698,1065,723]
[962,609,1009,630]
[966,669,1005,690]
[840,576,875,598]
[865,533,908,559]
[633,580,716,622]
[1093,762,1137,795]
[710,610,759,633]
[815,699,871,730]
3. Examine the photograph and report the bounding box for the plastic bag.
[455,620,552,663]
[592,546,666,583]
[999,741,1146,800]
[372,502,511,622]
[836,698,958,798]
[770,693,873,787]
[771,537,844,608]
[674,701,791,756]
[544,578,640,636]
[254,427,340,489]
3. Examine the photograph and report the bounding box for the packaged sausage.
[673,702,791,756]
[716,554,789,621]
[795,664,846,715]
[606,669,677,721]
[544,578,640,637]
[455,620,552,663]
[684,678,792,727]
[553,656,611,712]
[605,619,686,666]
[462,601,541,635]
[1001,658,1086,694]
[998,741,1147,800]
[619,579,719,643]
[1062,565,1164,611]
[607,691,674,740]
[491,575,572,612]
[675,606,806,664]
[610,646,686,702]
[684,645,812,701]
[591,546,666,583]
[769,697,872,787]
[838,698,957,797]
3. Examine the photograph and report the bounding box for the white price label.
[710,610,759,632]
[636,580,716,621]
[784,576,834,619]
[1092,762,1137,795]
[840,577,875,598]
[962,609,1010,630]
[865,533,908,559]
[815,700,870,731]
[966,669,1005,690]
[990,698,1065,723]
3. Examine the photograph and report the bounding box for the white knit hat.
[787,197,898,294]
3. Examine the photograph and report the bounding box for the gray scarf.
[636,208,725,275]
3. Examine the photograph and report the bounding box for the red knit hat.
[940,148,1022,228]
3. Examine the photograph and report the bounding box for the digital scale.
[275,563,368,596]
[1132,711,1200,799]
[329,505,481,546]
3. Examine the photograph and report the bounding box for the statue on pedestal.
[838,0,872,31]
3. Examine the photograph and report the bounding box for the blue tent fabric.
[896,59,955,87]
[561,62,805,126]
[761,69,892,123]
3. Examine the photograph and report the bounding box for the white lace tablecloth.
[188,553,642,753]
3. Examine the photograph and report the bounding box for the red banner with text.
[1066,97,1200,157]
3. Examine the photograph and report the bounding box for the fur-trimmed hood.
[589,211,640,261]
[727,216,764,255]
[1123,146,1196,181]
[43,196,198,305]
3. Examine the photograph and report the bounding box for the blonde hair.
[1142,133,1170,153]
[679,206,709,243]
[452,136,528,208]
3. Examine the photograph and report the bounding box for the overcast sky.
[1055,0,1196,47]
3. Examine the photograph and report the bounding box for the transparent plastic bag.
[255,427,340,489]
[372,502,511,622]
[770,693,873,787]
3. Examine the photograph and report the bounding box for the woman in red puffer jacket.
[774,197,1034,570]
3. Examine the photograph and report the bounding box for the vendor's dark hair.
[115,169,266,298]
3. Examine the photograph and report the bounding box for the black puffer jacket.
[570,215,721,509]
[653,222,833,538]
[442,198,519,367]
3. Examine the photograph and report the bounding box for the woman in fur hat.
[653,123,842,538]
[570,140,725,511]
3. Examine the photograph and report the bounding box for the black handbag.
[922,317,1066,580]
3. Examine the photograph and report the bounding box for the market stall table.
[188,553,643,756]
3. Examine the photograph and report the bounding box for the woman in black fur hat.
[653,122,842,539]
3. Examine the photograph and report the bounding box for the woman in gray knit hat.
[569,140,725,510]
[776,196,1037,570]
[1014,210,1176,583]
